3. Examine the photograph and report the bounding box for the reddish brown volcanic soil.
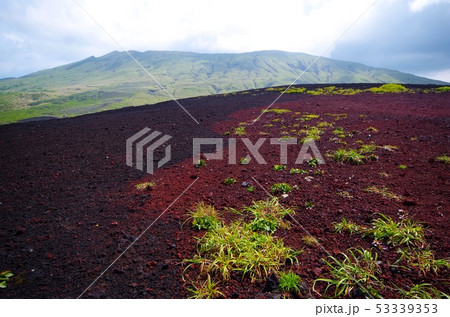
[0,85,449,298]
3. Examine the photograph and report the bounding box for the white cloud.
[409,0,450,11]
[418,68,450,83]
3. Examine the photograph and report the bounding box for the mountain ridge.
[0,50,446,124]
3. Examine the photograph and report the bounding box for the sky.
[0,0,449,82]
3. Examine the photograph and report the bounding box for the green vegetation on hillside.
[0,50,446,124]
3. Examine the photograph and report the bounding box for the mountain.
[0,50,446,124]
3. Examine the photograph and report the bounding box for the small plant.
[135,181,155,191]
[366,126,378,133]
[223,178,237,185]
[436,86,450,93]
[278,271,302,294]
[435,154,450,165]
[396,247,449,274]
[333,148,365,165]
[273,164,286,172]
[0,271,13,288]
[399,283,449,299]
[314,248,383,298]
[364,185,402,201]
[313,169,324,175]
[336,191,353,199]
[302,235,320,247]
[262,108,291,114]
[233,126,246,135]
[370,83,408,94]
[246,197,295,233]
[239,157,250,165]
[363,214,425,247]
[195,159,207,168]
[334,218,360,235]
[398,164,407,170]
[307,158,319,167]
[358,144,378,154]
[187,202,221,231]
[304,201,314,210]
[188,275,224,299]
[270,183,293,195]
[185,222,299,281]
[290,168,308,174]
[246,185,255,192]
[379,171,389,178]
[381,145,398,152]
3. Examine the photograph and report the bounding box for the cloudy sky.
[0,0,449,81]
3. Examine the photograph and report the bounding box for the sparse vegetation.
[364,185,402,201]
[195,159,207,168]
[223,178,237,185]
[399,283,449,299]
[336,190,353,199]
[435,154,450,164]
[307,158,319,167]
[334,218,360,235]
[187,202,221,231]
[239,157,250,165]
[278,271,302,294]
[398,164,407,170]
[302,235,320,247]
[304,201,314,210]
[369,83,408,94]
[333,148,365,165]
[245,198,295,233]
[0,271,13,288]
[262,108,291,114]
[270,183,293,195]
[314,248,383,298]
[185,221,299,281]
[188,275,224,299]
[363,214,425,247]
[396,247,449,274]
[135,181,155,191]
[233,126,246,135]
[289,168,308,174]
[273,164,286,172]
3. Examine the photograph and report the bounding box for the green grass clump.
[364,185,402,201]
[358,144,378,154]
[369,83,408,94]
[396,247,449,274]
[314,248,382,298]
[188,275,224,299]
[186,222,299,281]
[302,235,320,247]
[245,197,295,233]
[187,202,221,231]
[435,154,450,164]
[223,178,237,185]
[289,168,308,174]
[195,159,206,168]
[278,271,302,294]
[398,164,407,170]
[0,271,13,288]
[262,108,291,114]
[239,157,250,165]
[270,183,292,195]
[307,158,320,167]
[334,218,361,235]
[285,87,307,94]
[363,214,424,247]
[135,181,155,191]
[233,126,246,135]
[333,148,365,165]
[436,86,450,93]
[399,283,449,299]
[273,165,286,172]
